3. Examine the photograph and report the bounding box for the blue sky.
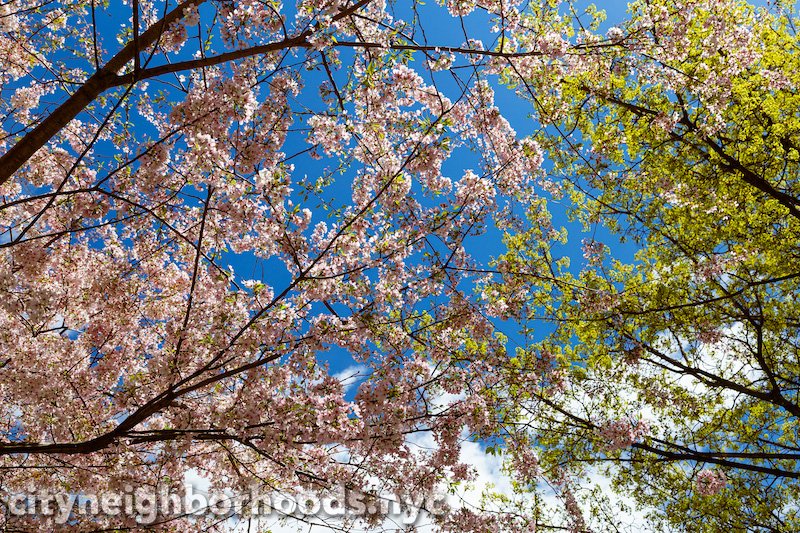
[165,0,646,389]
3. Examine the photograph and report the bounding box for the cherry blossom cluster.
[695,469,727,496]
[596,418,650,452]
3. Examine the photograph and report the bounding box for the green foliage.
[491,0,800,530]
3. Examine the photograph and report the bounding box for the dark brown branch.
[0,0,204,185]
[133,0,140,74]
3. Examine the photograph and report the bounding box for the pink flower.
[446,0,476,16]
[581,238,605,265]
[652,112,680,133]
[597,419,650,451]
[537,31,568,57]
[606,26,625,42]
[695,469,727,496]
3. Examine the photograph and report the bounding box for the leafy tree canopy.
[0,0,798,530]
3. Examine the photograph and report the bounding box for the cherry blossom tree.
[0,0,572,530]
[2,0,799,530]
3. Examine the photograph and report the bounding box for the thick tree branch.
[0,0,204,185]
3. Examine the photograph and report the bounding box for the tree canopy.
[1,0,799,531]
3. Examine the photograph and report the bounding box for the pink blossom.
[597,418,650,451]
[581,238,605,265]
[695,469,727,496]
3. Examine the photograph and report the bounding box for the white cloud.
[332,364,370,394]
